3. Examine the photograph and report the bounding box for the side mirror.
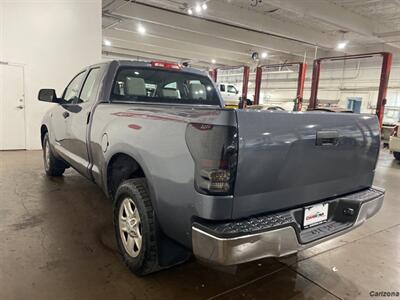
[236,90,239,94]
[38,89,58,103]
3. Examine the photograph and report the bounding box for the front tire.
[113,178,158,276]
[42,133,66,177]
[394,152,400,161]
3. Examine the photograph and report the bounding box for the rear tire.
[42,133,66,177]
[394,152,400,161]
[113,178,158,276]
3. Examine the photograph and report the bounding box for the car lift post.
[295,62,307,111]
[209,69,217,82]
[308,52,392,126]
[239,66,250,108]
[377,52,393,126]
[254,62,307,111]
[254,67,262,105]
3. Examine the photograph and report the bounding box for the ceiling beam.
[262,0,400,50]
[112,21,263,57]
[102,37,248,66]
[104,28,252,64]
[107,21,295,61]
[261,0,378,36]
[108,1,323,58]
[203,0,334,48]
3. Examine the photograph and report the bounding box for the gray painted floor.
[0,149,399,300]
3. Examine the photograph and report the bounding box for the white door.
[0,64,26,150]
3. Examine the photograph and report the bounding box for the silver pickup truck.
[38,60,385,275]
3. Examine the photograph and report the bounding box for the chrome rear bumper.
[192,187,384,265]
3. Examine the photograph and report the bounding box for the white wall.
[0,0,101,149]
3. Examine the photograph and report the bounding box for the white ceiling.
[102,0,400,68]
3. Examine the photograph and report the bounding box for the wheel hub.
[127,218,138,236]
[118,197,142,258]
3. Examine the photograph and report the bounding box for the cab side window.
[227,85,237,94]
[63,72,86,103]
[220,84,226,92]
[79,68,100,103]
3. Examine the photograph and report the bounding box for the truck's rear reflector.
[151,61,181,70]
[185,123,238,195]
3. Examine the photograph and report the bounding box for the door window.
[227,85,238,94]
[79,68,100,103]
[63,72,86,103]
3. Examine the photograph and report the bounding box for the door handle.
[63,111,70,119]
[16,105,24,109]
[316,130,339,146]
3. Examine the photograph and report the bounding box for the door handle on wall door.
[63,112,70,119]
[16,105,24,109]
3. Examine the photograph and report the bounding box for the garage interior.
[1,0,400,299]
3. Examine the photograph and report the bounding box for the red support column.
[295,63,307,111]
[376,52,392,127]
[240,66,250,108]
[308,59,321,110]
[254,67,262,105]
[209,68,218,82]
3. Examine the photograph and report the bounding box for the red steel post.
[239,66,250,108]
[376,52,392,126]
[295,63,307,111]
[209,68,218,82]
[254,67,263,105]
[308,59,321,110]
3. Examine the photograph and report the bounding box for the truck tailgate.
[233,110,380,219]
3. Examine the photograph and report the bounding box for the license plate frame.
[303,202,329,229]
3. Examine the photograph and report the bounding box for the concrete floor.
[0,150,399,300]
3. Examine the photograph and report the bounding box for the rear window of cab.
[110,67,220,106]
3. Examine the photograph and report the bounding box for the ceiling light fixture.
[337,41,348,50]
[187,2,208,15]
[211,59,216,64]
[195,4,202,13]
[104,39,111,46]
[137,24,146,35]
[261,52,268,59]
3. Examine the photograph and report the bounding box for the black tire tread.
[394,151,400,161]
[43,133,66,177]
[114,178,158,276]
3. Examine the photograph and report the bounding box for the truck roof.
[99,60,208,77]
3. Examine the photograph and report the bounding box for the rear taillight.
[185,123,238,195]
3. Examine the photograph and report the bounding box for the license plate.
[303,203,329,228]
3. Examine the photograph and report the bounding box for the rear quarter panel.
[89,103,236,248]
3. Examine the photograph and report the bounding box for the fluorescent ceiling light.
[202,3,207,10]
[188,8,193,15]
[104,40,111,46]
[195,4,202,13]
[137,24,146,35]
[337,41,348,50]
